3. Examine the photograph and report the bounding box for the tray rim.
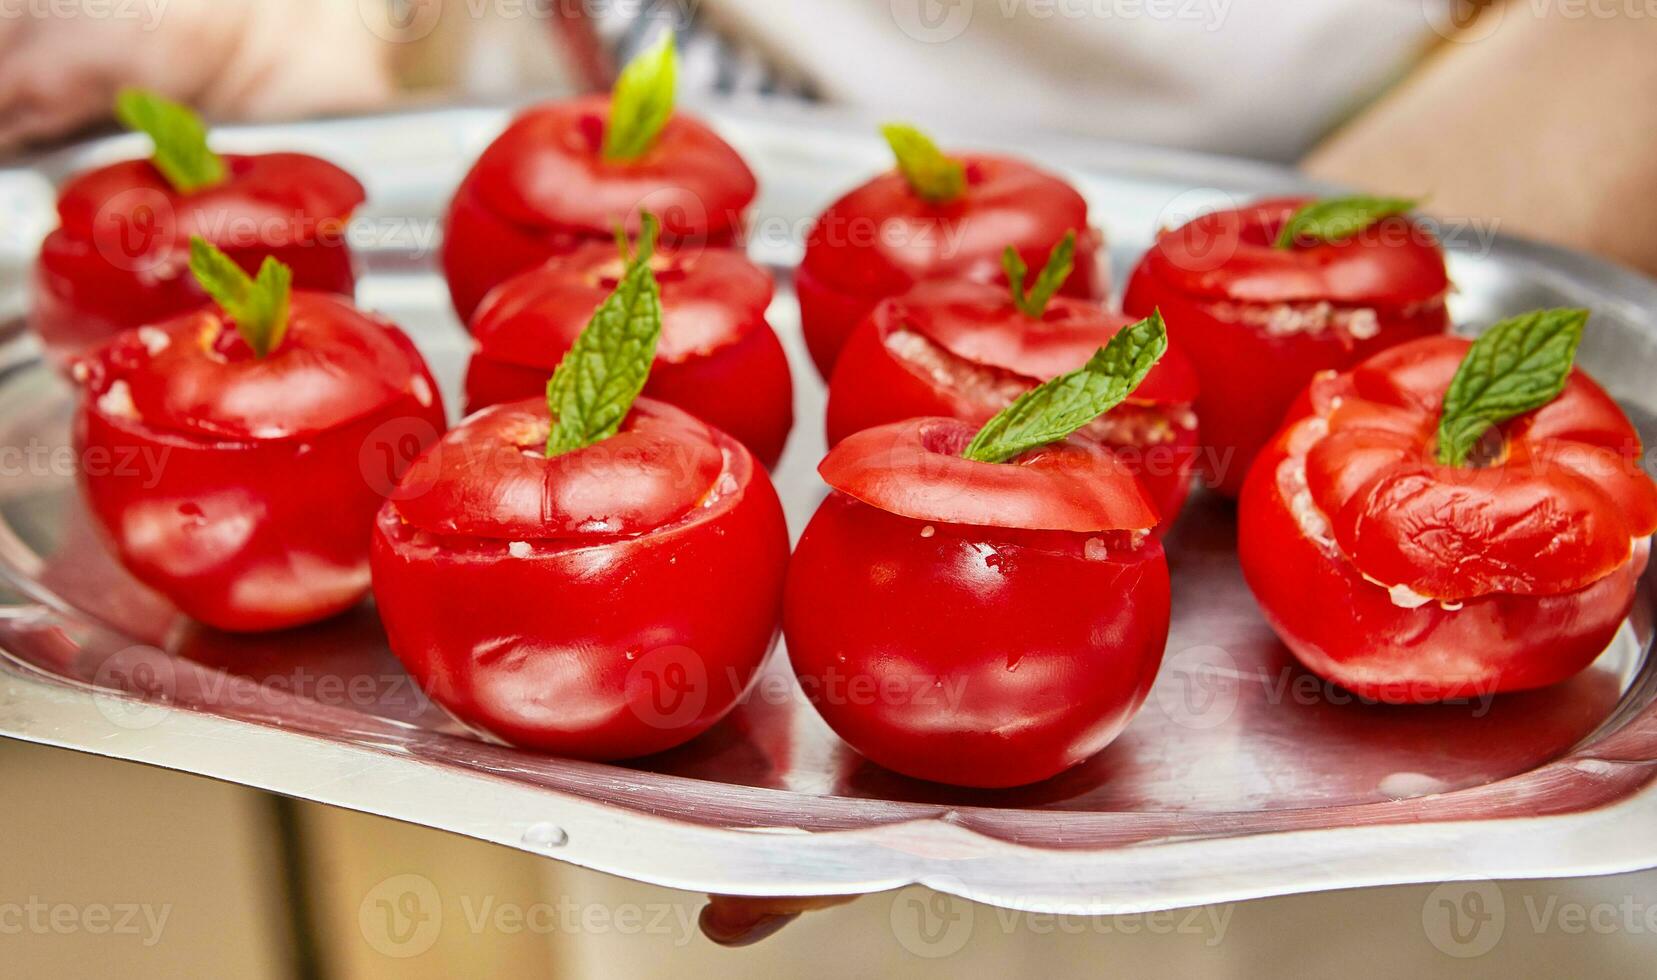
[4,639,1657,914]
[3,102,1657,912]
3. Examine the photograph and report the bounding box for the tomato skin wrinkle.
[72,292,446,633]
[798,153,1105,381]
[1238,335,1657,702]
[33,153,364,367]
[466,243,792,469]
[785,416,1169,788]
[1124,196,1451,496]
[372,398,790,760]
[825,278,1199,528]
[441,95,757,324]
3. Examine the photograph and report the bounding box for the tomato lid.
[75,293,431,441]
[800,154,1090,298]
[465,95,755,242]
[820,416,1158,533]
[471,244,772,367]
[388,398,728,541]
[1293,336,1657,599]
[56,154,365,253]
[1142,197,1449,308]
[873,279,1198,406]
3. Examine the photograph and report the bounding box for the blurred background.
[5,0,1657,976]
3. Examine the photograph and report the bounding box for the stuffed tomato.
[786,314,1174,787]
[375,218,790,758]
[441,33,755,323]
[825,244,1199,525]
[1239,311,1657,702]
[73,240,444,632]
[1124,195,1450,496]
[34,90,362,365]
[798,123,1104,380]
[465,242,793,468]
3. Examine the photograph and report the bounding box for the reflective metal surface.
[2,104,1656,912]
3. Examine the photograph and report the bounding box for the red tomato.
[464,243,794,468]
[797,154,1104,380]
[825,279,1200,526]
[72,294,446,632]
[32,154,364,366]
[1238,336,1657,702]
[441,95,757,323]
[784,418,1170,787]
[371,398,790,759]
[1123,196,1450,496]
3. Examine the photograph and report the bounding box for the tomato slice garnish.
[390,398,726,541]
[75,293,432,441]
[873,278,1198,407]
[472,243,773,365]
[820,416,1158,533]
[1287,336,1657,600]
[1141,196,1450,307]
[466,95,755,244]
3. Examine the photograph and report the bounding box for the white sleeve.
[703,0,1441,161]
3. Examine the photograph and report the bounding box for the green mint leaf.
[880,123,965,204]
[1006,231,1076,317]
[603,31,677,162]
[1274,194,1418,249]
[1002,247,1029,313]
[545,213,663,456]
[1434,308,1588,467]
[188,237,292,358]
[114,88,226,193]
[963,310,1168,464]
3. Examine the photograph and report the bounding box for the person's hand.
[0,0,393,152]
[1304,3,1657,278]
[699,893,860,946]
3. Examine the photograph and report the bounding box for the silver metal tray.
[3,103,1657,913]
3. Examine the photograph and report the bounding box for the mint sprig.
[115,88,226,194]
[1004,231,1076,318]
[603,31,677,162]
[962,310,1168,464]
[1275,195,1418,249]
[1434,308,1588,467]
[545,213,663,456]
[188,237,292,358]
[880,123,965,204]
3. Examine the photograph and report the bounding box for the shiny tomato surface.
[73,294,445,632]
[371,398,790,759]
[33,154,364,365]
[464,243,793,467]
[1123,197,1450,495]
[784,418,1170,787]
[1238,336,1657,702]
[441,95,757,323]
[797,154,1104,380]
[825,279,1200,525]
